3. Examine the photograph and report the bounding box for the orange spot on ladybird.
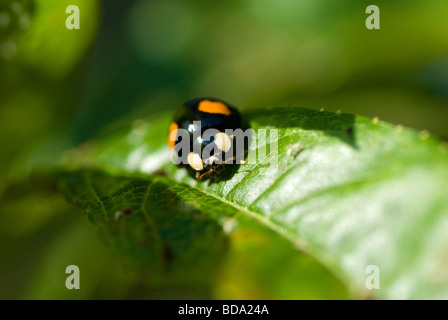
[168,122,178,149]
[198,100,231,115]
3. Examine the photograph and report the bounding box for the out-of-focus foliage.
[0,0,447,299]
[0,0,99,184]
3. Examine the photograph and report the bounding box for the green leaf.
[58,107,448,299]
[60,170,230,296]
[57,170,348,299]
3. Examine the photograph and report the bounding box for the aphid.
[168,97,244,180]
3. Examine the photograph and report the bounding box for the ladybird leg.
[197,170,212,180]
[222,156,236,165]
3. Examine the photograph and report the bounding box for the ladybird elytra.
[168,122,178,149]
[168,97,244,180]
[198,99,232,115]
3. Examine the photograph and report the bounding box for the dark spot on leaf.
[44,182,59,196]
[83,211,87,215]
[137,237,146,246]
[123,208,133,216]
[163,188,178,204]
[347,127,353,136]
[163,245,174,263]
[153,169,167,177]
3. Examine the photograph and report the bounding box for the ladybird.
[168,97,244,180]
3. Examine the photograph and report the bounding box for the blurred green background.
[1,0,447,299]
